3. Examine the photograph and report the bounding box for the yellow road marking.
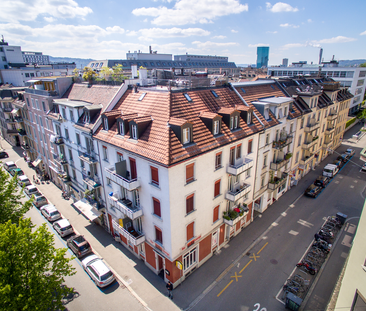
[231,272,242,282]
[217,280,233,297]
[239,260,252,274]
[249,253,260,261]
[257,242,268,255]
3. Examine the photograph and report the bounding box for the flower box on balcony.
[223,205,248,226]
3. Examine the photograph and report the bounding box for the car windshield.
[324,169,332,173]
[79,243,89,251]
[61,225,72,231]
[100,271,113,281]
[50,211,59,216]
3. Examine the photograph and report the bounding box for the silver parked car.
[24,185,41,197]
[82,255,115,288]
[53,219,74,237]
[40,204,61,222]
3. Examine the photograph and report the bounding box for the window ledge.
[185,179,196,186]
[214,166,223,171]
[183,142,196,148]
[213,194,222,200]
[155,240,163,248]
[152,214,163,221]
[212,218,221,226]
[185,209,196,217]
[150,182,161,189]
[103,159,109,163]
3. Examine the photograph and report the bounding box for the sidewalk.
[2,142,178,311]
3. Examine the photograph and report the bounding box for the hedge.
[346,117,356,128]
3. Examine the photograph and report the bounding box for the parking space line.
[256,242,268,255]
[239,260,252,274]
[217,280,233,298]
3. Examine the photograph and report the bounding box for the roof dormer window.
[247,112,252,124]
[118,121,125,135]
[213,120,220,135]
[103,117,109,130]
[230,116,239,130]
[131,124,137,139]
[182,127,190,144]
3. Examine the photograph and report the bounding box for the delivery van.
[323,164,339,178]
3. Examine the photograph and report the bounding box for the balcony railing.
[17,129,27,136]
[325,126,335,135]
[78,150,98,164]
[54,136,64,145]
[3,107,13,112]
[14,116,23,122]
[299,154,314,166]
[322,141,332,149]
[108,196,143,220]
[82,174,101,188]
[225,183,251,202]
[112,220,145,246]
[301,137,318,150]
[25,88,58,97]
[226,158,253,176]
[54,154,67,165]
[268,173,288,191]
[270,158,290,171]
[105,166,141,191]
[5,118,16,123]
[58,173,71,183]
[327,113,337,121]
[272,135,293,149]
[223,206,249,226]
[304,122,320,133]
[7,129,18,134]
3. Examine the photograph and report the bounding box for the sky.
[0,0,365,66]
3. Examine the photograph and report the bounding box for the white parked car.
[17,175,31,187]
[82,255,115,288]
[53,219,74,237]
[24,185,41,197]
[40,204,61,222]
[345,148,355,157]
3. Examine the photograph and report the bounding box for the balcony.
[21,143,30,150]
[112,220,145,246]
[53,136,64,145]
[268,173,288,191]
[108,196,143,220]
[327,113,337,121]
[304,122,320,133]
[105,166,141,191]
[223,205,249,226]
[5,118,16,123]
[82,174,101,189]
[54,154,67,165]
[325,126,335,135]
[322,141,332,149]
[302,136,319,150]
[14,116,23,122]
[299,153,314,166]
[272,135,293,149]
[270,158,290,171]
[25,88,58,97]
[225,183,251,202]
[78,150,98,164]
[58,173,71,184]
[7,129,18,134]
[17,129,27,136]
[3,107,13,113]
[226,158,253,176]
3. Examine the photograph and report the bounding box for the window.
[26,98,30,106]
[247,167,251,178]
[138,93,146,101]
[70,110,74,122]
[322,124,325,133]
[261,176,265,188]
[35,99,39,109]
[215,152,222,170]
[155,227,163,244]
[80,159,84,168]
[186,194,194,214]
[42,101,46,112]
[214,180,221,198]
[103,146,108,161]
[230,117,234,130]
[234,115,239,129]
[211,90,218,98]
[119,122,125,135]
[151,166,159,186]
[117,152,123,162]
[290,123,293,133]
[64,128,69,140]
[183,248,197,271]
[236,144,241,159]
[39,117,43,127]
[263,154,267,167]
[295,151,299,164]
[62,107,66,119]
[183,127,190,144]
[265,133,270,145]
[300,118,304,129]
[31,98,35,108]
[298,134,302,147]
[248,139,253,154]
[187,222,194,242]
[213,205,219,223]
[247,112,252,124]
[131,124,137,139]
[72,169,76,180]
[186,163,194,184]
[103,118,108,131]
[76,133,80,145]
[153,198,161,217]
[184,93,192,102]
[284,107,288,117]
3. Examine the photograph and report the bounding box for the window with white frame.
[102,146,108,160]
[119,121,124,135]
[213,120,220,135]
[183,127,190,144]
[103,118,108,131]
[131,124,138,139]
[183,247,197,271]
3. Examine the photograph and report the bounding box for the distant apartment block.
[257,46,269,68]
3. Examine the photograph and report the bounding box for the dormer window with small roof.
[218,108,240,131]
[200,112,222,136]
[169,117,194,146]
[129,116,152,141]
[103,117,109,131]
[118,120,125,135]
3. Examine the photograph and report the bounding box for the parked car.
[323,164,339,177]
[67,235,93,258]
[0,151,9,159]
[81,255,115,288]
[345,148,355,157]
[33,194,48,208]
[314,176,330,188]
[17,175,31,187]
[24,185,41,197]
[3,161,16,172]
[9,167,24,177]
[362,163,366,172]
[53,219,74,237]
[337,154,349,163]
[40,204,61,222]
[305,184,322,198]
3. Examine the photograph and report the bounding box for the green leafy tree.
[112,64,128,82]
[0,167,32,224]
[98,66,113,81]
[82,66,97,82]
[0,218,76,311]
[360,62,366,67]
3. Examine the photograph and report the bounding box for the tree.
[360,62,366,67]
[0,167,32,224]
[98,66,113,81]
[0,218,76,310]
[111,64,128,82]
[82,67,97,82]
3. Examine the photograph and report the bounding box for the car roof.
[26,185,37,189]
[19,175,29,180]
[90,259,110,276]
[5,161,15,165]
[55,218,70,228]
[82,254,99,266]
[41,204,57,212]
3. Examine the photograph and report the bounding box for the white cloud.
[315,36,356,44]
[127,27,210,40]
[192,40,239,49]
[248,43,269,48]
[132,0,248,25]
[212,35,226,39]
[307,19,313,23]
[44,16,55,23]
[231,29,238,33]
[0,0,93,23]
[280,23,299,28]
[266,2,298,12]
[360,30,366,36]
[266,30,277,34]
[281,43,305,49]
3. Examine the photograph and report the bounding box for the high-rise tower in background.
[256,46,269,68]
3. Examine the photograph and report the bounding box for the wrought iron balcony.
[78,150,98,164]
[82,173,101,189]
[226,158,253,176]
[108,196,143,220]
[299,153,314,166]
[112,220,145,246]
[270,158,290,171]
[225,183,251,202]
[104,166,140,191]
[272,135,293,149]
[268,173,288,191]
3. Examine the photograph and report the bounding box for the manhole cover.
[246,252,251,256]
[270,259,278,264]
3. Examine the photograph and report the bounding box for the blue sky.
[0,0,365,66]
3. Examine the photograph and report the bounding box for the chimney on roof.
[319,48,323,65]
[149,46,152,54]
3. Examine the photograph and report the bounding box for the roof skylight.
[138,93,146,101]
[184,93,192,102]
[211,90,219,98]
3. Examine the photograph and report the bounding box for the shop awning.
[74,199,102,221]
[32,158,42,167]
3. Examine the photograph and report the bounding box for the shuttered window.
[150,166,159,186]
[187,222,194,242]
[155,227,163,244]
[186,194,194,214]
[153,198,161,217]
[215,152,222,170]
[213,205,219,223]
[248,139,253,154]
[236,144,242,159]
[186,163,194,183]
[214,179,221,197]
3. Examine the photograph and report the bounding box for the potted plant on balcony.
[285,153,292,160]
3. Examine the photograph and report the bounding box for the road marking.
[231,272,242,282]
[289,230,298,235]
[341,234,352,247]
[281,212,287,216]
[217,280,233,297]
[335,180,340,184]
[249,253,260,261]
[257,242,268,255]
[239,260,252,274]
[350,185,355,188]
[297,219,314,228]
[272,222,278,226]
